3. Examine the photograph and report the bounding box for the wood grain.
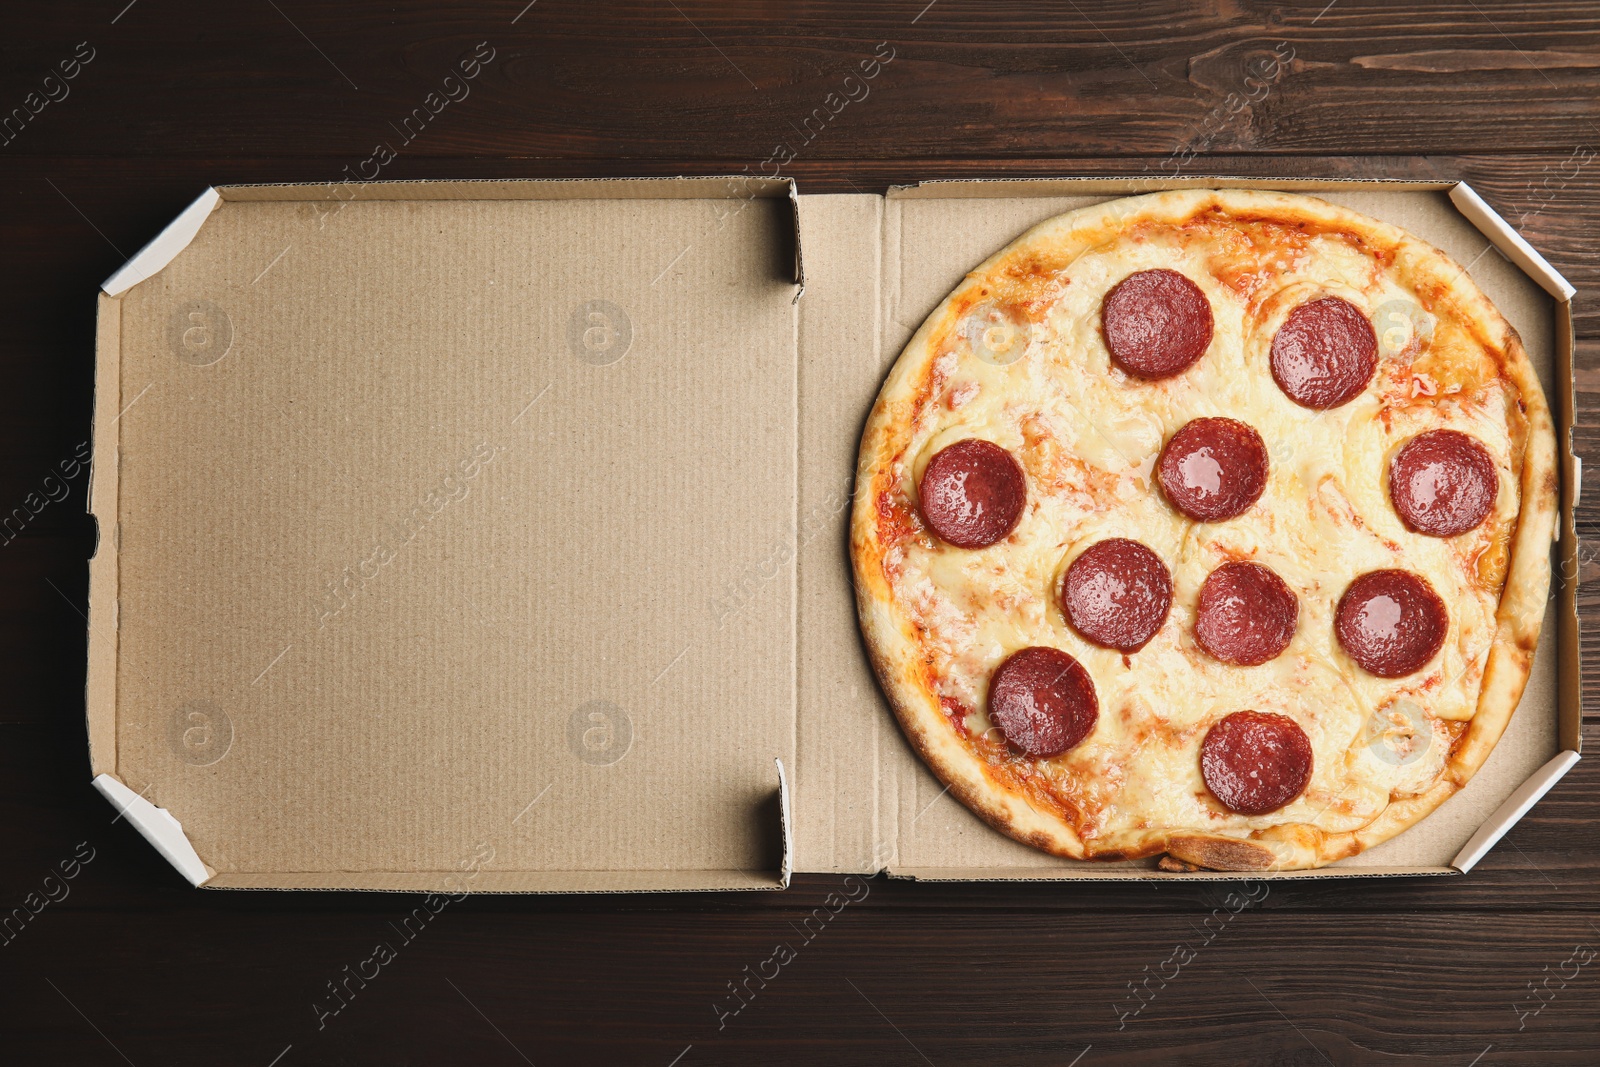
[3,2,1600,1063]
[2,1,1599,160]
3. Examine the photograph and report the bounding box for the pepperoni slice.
[1061,538,1173,652]
[1195,561,1299,666]
[1157,418,1269,523]
[1270,296,1378,409]
[1335,570,1449,678]
[1200,711,1314,815]
[1101,269,1214,380]
[917,439,1027,549]
[1389,429,1499,537]
[987,646,1099,758]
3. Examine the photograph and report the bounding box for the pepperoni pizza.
[851,189,1558,871]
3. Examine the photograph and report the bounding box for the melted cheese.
[894,223,1522,850]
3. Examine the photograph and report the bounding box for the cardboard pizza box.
[86,176,1580,889]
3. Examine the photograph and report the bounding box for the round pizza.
[850,189,1558,871]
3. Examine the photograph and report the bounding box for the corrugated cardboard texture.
[94,179,1574,889]
[1556,299,1583,754]
[888,178,1456,199]
[220,177,793,202]
[88,294,121,776]
[102,191,798,885]
[794,195,888,872]
[793,187,1565,877]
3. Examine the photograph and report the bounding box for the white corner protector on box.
[1451,749,1580,873]
[101,187,221,297]
[776,757,793,889]
[1449,183,1577,302]
[93,774,210,886]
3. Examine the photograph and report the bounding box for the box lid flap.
[103,188,221,296]
[1449,182,1576,301]
[1451,749,1580,873]
[93,773,212,886]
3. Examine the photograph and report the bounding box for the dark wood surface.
[4,2,1600,1063]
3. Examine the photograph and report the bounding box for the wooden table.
[3,3,1598,1063]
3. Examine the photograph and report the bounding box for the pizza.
[850,188,1558,871]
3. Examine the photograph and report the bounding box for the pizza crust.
[851,189,1558,872]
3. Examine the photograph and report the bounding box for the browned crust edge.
[850,188,1559,872]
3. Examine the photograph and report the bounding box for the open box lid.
[89,178,802,891]
[90,176,1580,890]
